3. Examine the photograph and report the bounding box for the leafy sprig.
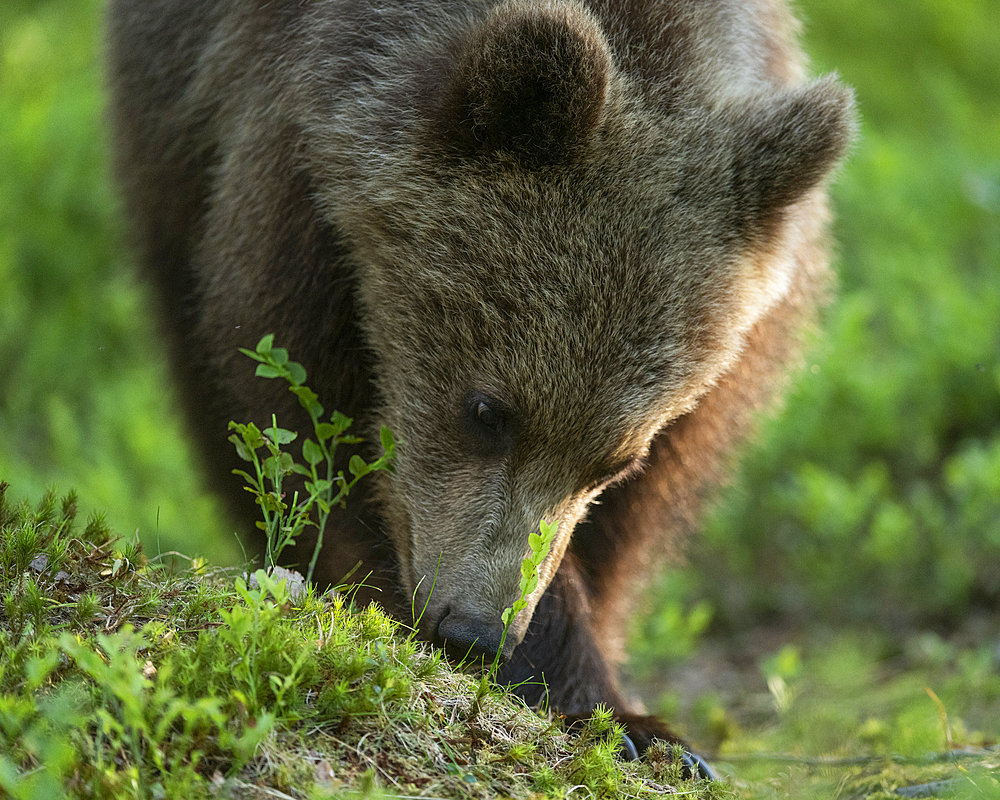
[228,335,395,584]
[472,518,558,714]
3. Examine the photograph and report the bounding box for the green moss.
[0,484,719,799]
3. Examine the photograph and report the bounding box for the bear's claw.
[617,733,717,781]
[680,749,718,781]
[618,732,640,761]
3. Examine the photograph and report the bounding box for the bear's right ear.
[444,0,613,166]
[725,75,858,231]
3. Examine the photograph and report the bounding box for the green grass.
[0,484,721,799]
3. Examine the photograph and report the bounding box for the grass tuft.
[0,484,720,799]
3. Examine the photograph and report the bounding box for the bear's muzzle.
[434,609,508,665]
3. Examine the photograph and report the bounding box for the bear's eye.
[462,390,514,455]
[475,399,503,433]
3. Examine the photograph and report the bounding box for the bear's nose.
[435,611,505,665]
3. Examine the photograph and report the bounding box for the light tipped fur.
[727,75,857,231]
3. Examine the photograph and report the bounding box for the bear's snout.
[435,610,507,665]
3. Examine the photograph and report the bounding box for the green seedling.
[228,335,395,584]
[498,518,558,665]
[470,519,558,717]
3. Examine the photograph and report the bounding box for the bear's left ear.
[726,75,858,229]
[446,0,613,165]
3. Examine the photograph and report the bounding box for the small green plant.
[216,569,314,719]
[499,518,558,657]
[228,335,395,583]
[470,519,558,715]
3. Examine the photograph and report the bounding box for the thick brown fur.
[107,0,855,755]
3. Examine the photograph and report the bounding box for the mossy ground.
[0,483,724,799]
[5,485,997,800]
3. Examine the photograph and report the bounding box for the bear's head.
[313,0,855,659]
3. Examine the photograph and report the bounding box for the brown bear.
[107,0,854,768]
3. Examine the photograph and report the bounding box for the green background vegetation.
[2,0,999,796]
[684,0,1000,633]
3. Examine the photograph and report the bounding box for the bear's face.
[352,149,820,652]
[313,0,854,655]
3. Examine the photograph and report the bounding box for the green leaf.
[329,411,353,436]
[265,426,297,445]
[239,346,265,363]
[348,455,369,478]
[261,492,284,513]
[528,532,542,554]
[520,559,537,581]
[232,469,258,488]
[256,334,275,354]
[262,455,281,479]
[380,426,396,452]
[291,385,323,418]
[237,421,264,445]
[302,438,324,466]
[229,435,255,463]
[287,361,307,386]
[270,347,289,366]
[504,598,528,627]
[263,452,295,478]
[255,364,282,379]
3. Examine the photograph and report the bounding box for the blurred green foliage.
[674,0,1000,634]
[709,633,1000,796]
[0,0,235,563]
[1,0,998,644]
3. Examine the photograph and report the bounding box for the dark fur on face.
[107,0,855,755]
